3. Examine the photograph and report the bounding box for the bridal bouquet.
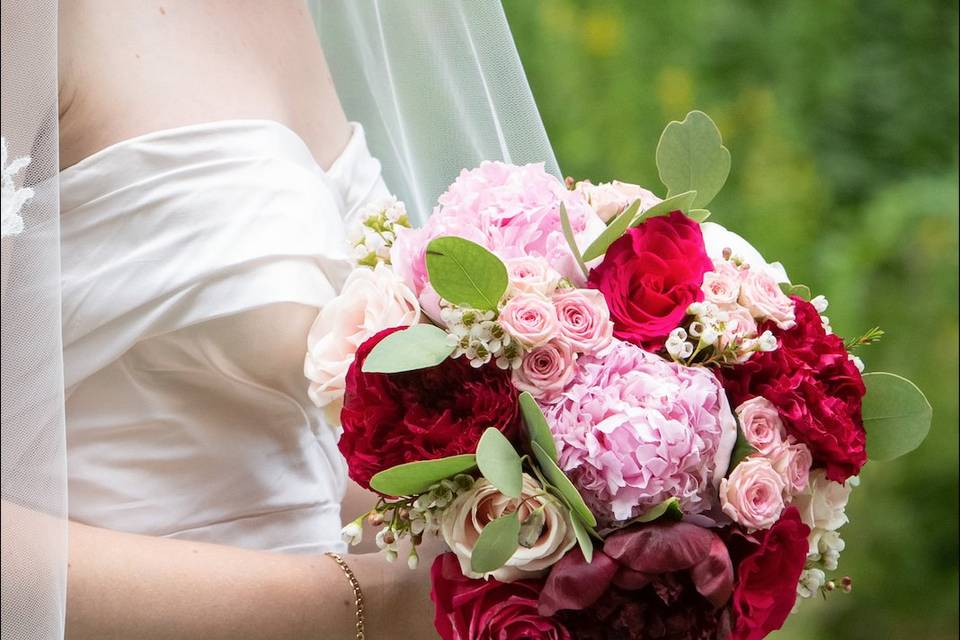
[305,111,931,640]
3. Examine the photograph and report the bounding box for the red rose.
[730,507,810,640]
[430,552,571,640]
[718,298,867,482]
[339,327,521,490]
[588,211,712,351]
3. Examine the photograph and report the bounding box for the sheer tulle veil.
[0,1,557,637]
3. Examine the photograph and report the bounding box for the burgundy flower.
[540,522,734,640]
[588,211,712,352]
[339,327,521,490]
[730,507,810,640]
[430,552,571,640]
[718,298,867,482]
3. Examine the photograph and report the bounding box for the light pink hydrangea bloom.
[540,339,737,524]
[390,162,605,318]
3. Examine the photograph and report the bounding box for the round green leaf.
[361,324,455,374]
[531,441,597,528]
[863,372,932,461]
[425,236,508,311]
[656,110,731,209]
[476,427,523,499]
[470,511,521,574]
[519,392,558,462]
[369,454,477,496]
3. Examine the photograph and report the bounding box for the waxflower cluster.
[305,112,927,640]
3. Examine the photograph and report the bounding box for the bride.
[1,1,557,638]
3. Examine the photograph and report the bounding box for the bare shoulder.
[58,0,349,169]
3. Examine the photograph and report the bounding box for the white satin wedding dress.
[59,120,389,554]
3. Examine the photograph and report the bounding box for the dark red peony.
[431,552,571,640]
[540,522,734,640]
[339,326,521,490]
[730,507,810,640]
[588,211,713,352]
[718,298,867,482]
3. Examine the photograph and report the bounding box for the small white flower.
[669,327,688,342]
[758,331,778,352]
[699,325,719,346]
[1,137,33,238]
[810,295,829,314]
[849,354,865,372]
[689,321,704,338]
[407,547,420,570]
[821,315,833,335]
[679,342,694,359]
[340,519,364,546]
[797,568,826,599]
[687,302,705,316]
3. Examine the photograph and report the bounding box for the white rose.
[304,263,420,423]
[440,474,576,582]
[792,469,853,555]
[574,179,662,223]
[700,222,790,284]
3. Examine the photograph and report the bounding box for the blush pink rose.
[735,397,787,456]
[739,268,796,330]
[499,293,561,348]
[720,457,787,530]
[506,257,562,296]
[513,339,576,401]
[551,289,614,355]
[770,440,813,497]
[574,179,662,223]
[722,305,760,358]
[702,260,742,306]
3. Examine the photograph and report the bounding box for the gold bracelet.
[325,552,365,640]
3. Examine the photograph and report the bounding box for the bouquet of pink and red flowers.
[305,111,931,640]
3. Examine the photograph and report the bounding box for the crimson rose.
[718,298,867,482]
[588,211,712,351]
[730,507,810,640]
[431,552,571,640]
[339,326,521,490]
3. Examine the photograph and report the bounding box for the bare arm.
[65,517,438,640]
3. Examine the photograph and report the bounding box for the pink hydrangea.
[390,162,605,318]
[541,339,738,525]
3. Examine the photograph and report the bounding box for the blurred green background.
[504,1,959,638]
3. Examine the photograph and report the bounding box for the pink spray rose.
[770,440,813,497]
[551,289,614,355]
[735,397,787,456]
[702,260,742,307]
[505,256,562,296]
[499,293,561,348]
[541,339,737,525]
[739,268,796,329]
[721,305,760,355]
[719,457,787,530]
[513,339,576,401]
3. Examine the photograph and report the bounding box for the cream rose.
[574,179,662,223]
[735,397,787,455]
[440,474,576,582]
[719,457,787,530]
[792,469,852,548]
[304,263,420,424]
[739,268,796,330]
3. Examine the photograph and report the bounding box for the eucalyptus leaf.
[581,200,642,262]
[425,236,508,311]
[519,392,558,462]
[531,441,597,527]
[570,511,594,563]
[629,190,698,226]
[362,324,455,374]
[559,203,589,279]
[688,209,711,222]
[656,110,731,209]
[369,454,477,497]
[471,510,521,574]
[862,372,932,461]
[779,283,813,301]
[476,427,523,498]
[634,497,682,523]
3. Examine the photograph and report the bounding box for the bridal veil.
[0,1,557,637]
